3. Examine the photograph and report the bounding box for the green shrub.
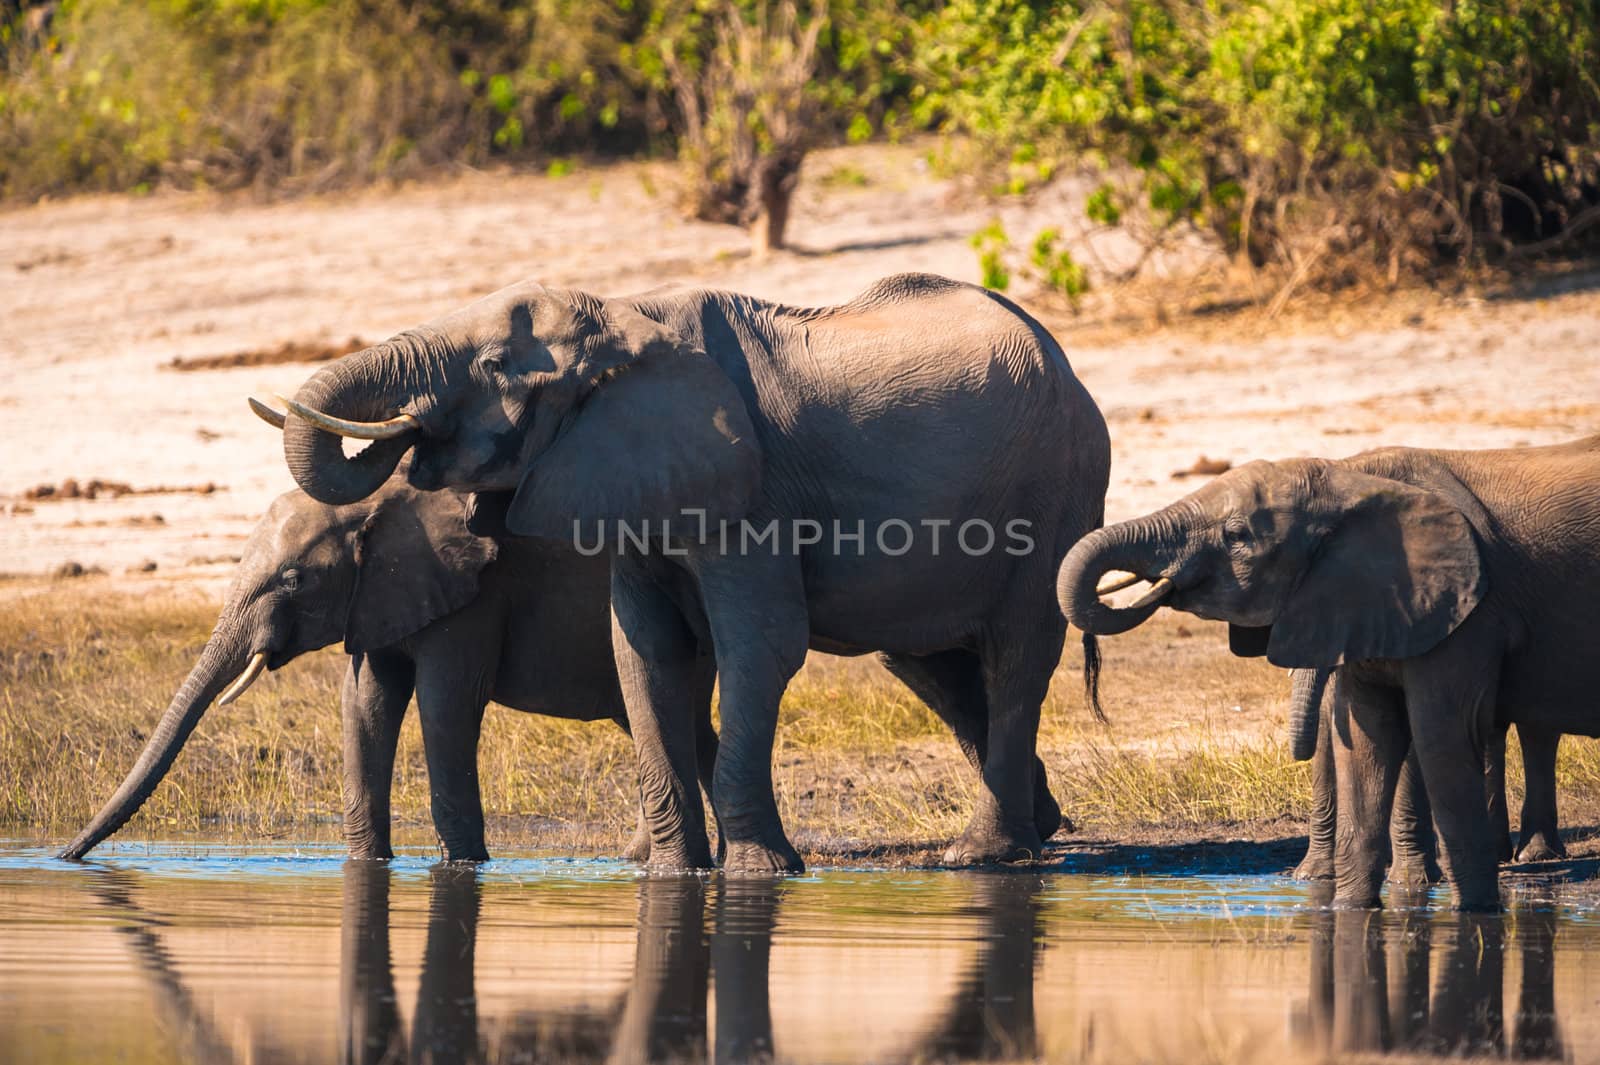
[919,0,1600,282]
[0,0,653,199]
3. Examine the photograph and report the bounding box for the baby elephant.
[1062,436,1600,911]
[60,477,717,862]
[1291,667,1566,887]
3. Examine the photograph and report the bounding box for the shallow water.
[1,842,1596,1063]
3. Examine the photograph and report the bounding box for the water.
[1,842,1596,1063]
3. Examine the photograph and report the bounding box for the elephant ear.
[1266,468,1485,669]
[507,305,761,543]
[345,489,498,654]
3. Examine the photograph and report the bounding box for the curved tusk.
[217,652,268,706]
[1127,577,1176,611]
[247,396,288,430]
[274,393,421,441]
[1095,571,1144,597]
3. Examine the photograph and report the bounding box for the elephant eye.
[280,566,302,592]
[476,353,513,390]
[1223,520,1252,548]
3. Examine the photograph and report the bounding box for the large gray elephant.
[1060,437,1600,911]
[58,476,718,863]
[269,272,1111,872]
[1291,668,1565,885]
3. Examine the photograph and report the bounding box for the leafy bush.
[0,0,653,199]
[918,0,1600,283]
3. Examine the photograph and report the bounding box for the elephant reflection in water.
[907,873,1046,1063]
[341,865,781,1065]
[1295,886,1563,1060]
[86,865,1050,1065]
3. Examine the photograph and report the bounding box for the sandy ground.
[2,140,1597,583]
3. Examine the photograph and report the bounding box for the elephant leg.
[690,652,725,863]
[619,652,719,865]
[944,621,1064,866]
[699,556,809,875]
[341,651,415,862]
[1330,673,1408,909]
[1485,725,1514,864]
[1516,728,1565,862]
[1389,750,1443,887]
[1404,656,1504,913]
[612,561,714,871]
[614,716,654,865]
[413,655,491,863]
[1296,692,1338,881]
[881,649,1066,841]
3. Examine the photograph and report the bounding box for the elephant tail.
[1082,631,1107,723]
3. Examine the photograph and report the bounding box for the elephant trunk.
[1057,515,1176,636]
[1288,667,1332,762]
[58,621,253,859]
[283,345,422,505]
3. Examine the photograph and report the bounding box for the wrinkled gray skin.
[58,479,718,863]
[1061,438,1600,911]
[1290,668,1566,885]
[277,273,1110,872]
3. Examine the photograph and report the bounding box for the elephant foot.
[1515,833,1567,863]
[1034,788,1065,841]
[1293,851,1335,881]
[1330,893,1383,911]
[438,839,490,863]
[723,837,804,876]
[644,835,717,873]
[621,824,652,863]
[942,823,1045,867]
[1388,856,1442,888]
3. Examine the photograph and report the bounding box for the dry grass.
[7,579,1597,858]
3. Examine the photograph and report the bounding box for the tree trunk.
[750,152,802,259]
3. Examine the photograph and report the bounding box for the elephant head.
[272,281,761,544]
[58,478,495,859]
[1058,458,1485,754]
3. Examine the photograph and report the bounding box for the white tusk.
[1127,577,1176,611]
[1095,571,1144,597]
[247,396,288,430]
[274,393,421,441]
[218,652,268,706]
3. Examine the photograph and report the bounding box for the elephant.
[1291,667,1566,885]
[58,474,719,864]
[268,271,1111,872]
[1060,437,1600,911]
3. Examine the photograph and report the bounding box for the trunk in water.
[1056,518,1173,636]
[1288,667,1332,762]
[58,629,249,859]
[283,349,418,505]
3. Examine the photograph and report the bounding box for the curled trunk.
[283,349,419,505]
[1288,667,1332,762]
[59,627,249,859]
[1057,518,1173,636]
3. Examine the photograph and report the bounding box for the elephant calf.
[60,477,717,862]
[1291,667,1566,887]
[1062,436,1600,911]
